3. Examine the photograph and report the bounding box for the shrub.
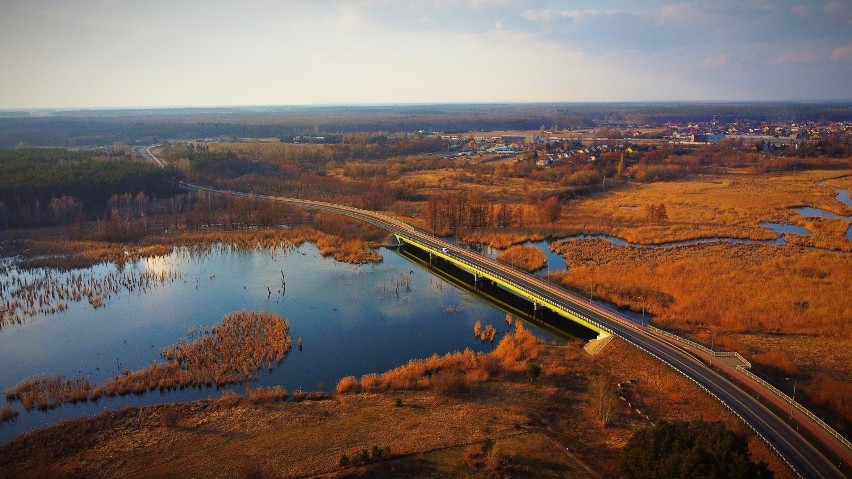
[432,370,470,396]
[335,376,360,395]
[0,404,18,423]
[526,362,542,381]
[247,385,288,405]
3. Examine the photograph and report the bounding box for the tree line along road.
[136,141,849,476]
[175,178,848,479]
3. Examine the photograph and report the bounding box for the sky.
[1,0,851,108]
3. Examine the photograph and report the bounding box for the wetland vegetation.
[1,104,851,477]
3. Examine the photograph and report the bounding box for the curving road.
[175,181,847,479]
[136,139,845,478]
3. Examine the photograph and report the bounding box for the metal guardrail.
[646,325,752,368]
[622,334,803,478]
[736,365,852,451]
[180,180,848,477]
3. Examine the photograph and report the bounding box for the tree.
[526,362,542,382]
[645,203,668,222]
[537,195,562,223]
[588,374,616,426]
[620,420,773,479]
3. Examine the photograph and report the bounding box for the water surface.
[0,243,564,443]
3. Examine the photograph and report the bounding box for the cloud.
[659,3,698,25]
[791,4,810,18]
[830,44,852,61]
[335,2,361,31]
[520,8,615,22]
[701,54,729,68]
[824,1,849,14]
[767,52,814,65]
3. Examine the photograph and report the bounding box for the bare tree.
[589,374,616,426]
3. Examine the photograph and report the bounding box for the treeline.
[5,102,849,147]
[0,148,183,229]
[425,193,562,234]
[332,135,445,160]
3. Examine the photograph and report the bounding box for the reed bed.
[0,404,19,422]
[336,322,542,395]
[0,264,183,326]
[4,311,292,410]
[94,311,291,397]
[4,375,92,412]
[496,245,547,272]
[473,320,497,342]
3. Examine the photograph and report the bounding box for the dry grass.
[5,311,292,410]
[547,238,852,433]
[549,240,851,338]
[5,375,92,412]
[0,404,18,423]
[0,335,794,479]
[95,311,291,397]
[496,245,548,272]
[560,169,852,250]
[338,322,543,395]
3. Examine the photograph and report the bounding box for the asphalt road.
[173,179,846,478]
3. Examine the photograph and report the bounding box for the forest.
[3,102,851,147]
[0,148,183,229]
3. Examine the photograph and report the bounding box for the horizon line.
[3,99,852,113]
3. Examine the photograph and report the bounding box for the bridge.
[176,180,849,479]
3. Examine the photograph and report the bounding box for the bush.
[526,362,542,381]
[247,385,288,405]
[335,376,360,395]
[432,370,470,396]
[0,404,18,423]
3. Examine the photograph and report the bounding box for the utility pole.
[785,377,797,420]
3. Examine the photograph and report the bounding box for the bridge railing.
[736,365,852,451]
[645,326,752,368]
[184,180,849,472]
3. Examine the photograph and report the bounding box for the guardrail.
[646,325,752,368]
[180,180,847,477]
[736,365,852,452]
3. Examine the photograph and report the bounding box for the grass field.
[560,169,852,250]
[0,335,792,479]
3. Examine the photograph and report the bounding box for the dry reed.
[337,322,542,396]
[496,245,547,272]
[5,311,292,410]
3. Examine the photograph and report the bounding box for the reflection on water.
[761,222,810,236]
[0,243,565,444]
[835,189,852,208]
[794,207,852,220]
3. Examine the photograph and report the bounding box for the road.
[138,146,847,478]
[132,145,164,168]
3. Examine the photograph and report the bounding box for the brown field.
[559,169,852,250]
[496,245,548,272]
[0,331,791,479]
[10,225,382,272]
[547,239,852,431]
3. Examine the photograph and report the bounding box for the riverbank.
[0,334,792,479]
[3,226,382,272]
